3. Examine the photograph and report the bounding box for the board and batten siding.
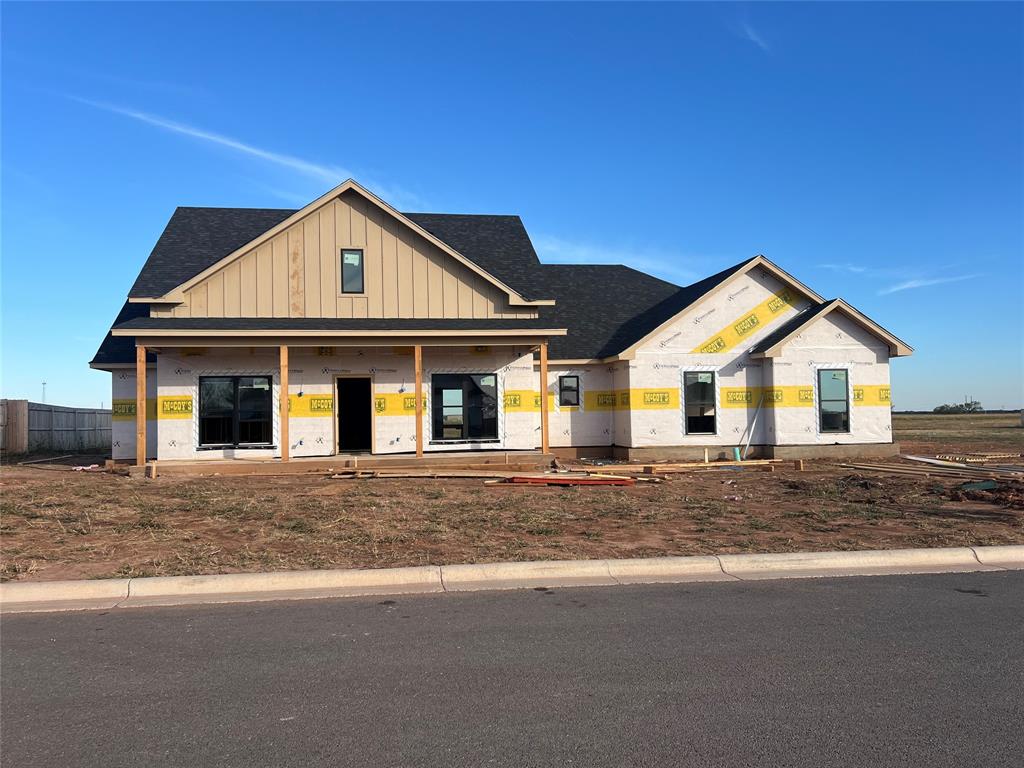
[154,191,534,320]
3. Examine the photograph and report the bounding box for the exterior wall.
[110,367,157,460]
[762,312,892,445]
[156,190,533,320]
[545,364,615,448]
[619,267,893,449]
[116,346,549,461]
[622,266,811,448]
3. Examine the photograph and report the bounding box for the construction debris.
[492,475,636,487]
[936,452,1022,463]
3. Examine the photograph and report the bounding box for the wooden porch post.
[135,345,147,467]
[414,344,424,457]
[280,345,289,462]
[539,341,549,454]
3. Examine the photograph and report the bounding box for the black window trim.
[340,248,365,295]
[817,367,851,434]
[198,375,275,449]
[429,372,500,444]
[683,369,718,436]
[558,374,580,407]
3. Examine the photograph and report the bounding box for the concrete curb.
[0,578,131,612]
[2,546,1021,613]
[972,545,1024,570]
[442,559,617,592]
[716,547,999,580]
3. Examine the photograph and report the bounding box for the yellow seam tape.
[288,394,334,418]
[720,385,891,408]
[157,396,193,420]
[693,289,799,354]
[112,399,158,421]
[373,393,427,416]
[720,386,814,408]
[852,385,891,406]
[503,391,555,413]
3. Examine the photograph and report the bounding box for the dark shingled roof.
[90,301,156,367]
[128,207,551,301]
[93,201,761,367]
[112,317,560,332]
[747,300,831,354]
[129,207,295,298]
[538,258,755,359]
[403,213,551,301]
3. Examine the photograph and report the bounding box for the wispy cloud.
[533,234,705,285]
[878,274,983,295]
[70,96,349,183]
[67,95,428,209]
[738,21,771,54]
[818,263,871,275]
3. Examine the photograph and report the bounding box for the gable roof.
[748,298,913,357]
[536,260,751,360]
[134,180,551,308]
[129,207,295,299]
[92,182,910,369]
[404,213,550,301]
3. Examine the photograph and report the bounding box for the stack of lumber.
[839,455,1024,481]
[330,468,661,485]
[935,452,1022,464]
[575,459,784,475]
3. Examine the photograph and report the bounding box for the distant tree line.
[933,400,984,414]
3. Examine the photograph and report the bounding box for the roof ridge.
[175,205,298,212]
[403,211,521,219]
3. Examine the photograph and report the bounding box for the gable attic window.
[341,249,364,294]
[558,375,580,407]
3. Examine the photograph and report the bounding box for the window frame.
[198,375,274,449]
[430,373,499,444]
[683,370,718,435]
[558,375,580,407]
[817,368,851,434]
[340,248,365,295]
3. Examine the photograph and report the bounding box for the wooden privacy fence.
[1,400,111,454]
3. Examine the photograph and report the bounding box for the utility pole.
[41,381,47,403]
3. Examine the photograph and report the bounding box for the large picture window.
[199,376,273,447]
[818,369,850,433]
[341,248,364,294]
[431,374,498,442]
[684,371,716,434]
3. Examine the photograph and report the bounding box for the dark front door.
[337,378,372,452]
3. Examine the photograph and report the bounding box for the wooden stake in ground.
[280,345,289,462]
[539,341,549,455]
[414,344,423,458]
[135,345,146,467]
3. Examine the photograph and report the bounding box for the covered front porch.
[114,324,565,467]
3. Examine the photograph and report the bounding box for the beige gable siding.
[157,190,534,320]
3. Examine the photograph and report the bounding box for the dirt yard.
[1,413,1020,582]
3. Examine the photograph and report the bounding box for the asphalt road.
[3,571,1022,767]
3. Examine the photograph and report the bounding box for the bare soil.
[2,414,1021,582]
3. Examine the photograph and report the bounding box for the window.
[341,248,364,294]
[684,371,716,434]
[431,374,498,441]
[818,369,850,433]
[199,376,273,447]
[558,375,580,407]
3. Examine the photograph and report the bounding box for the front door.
[337,378,372,452]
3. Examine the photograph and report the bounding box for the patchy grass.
[0,413,1020,582]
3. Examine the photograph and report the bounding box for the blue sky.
[2,2,1021,410]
